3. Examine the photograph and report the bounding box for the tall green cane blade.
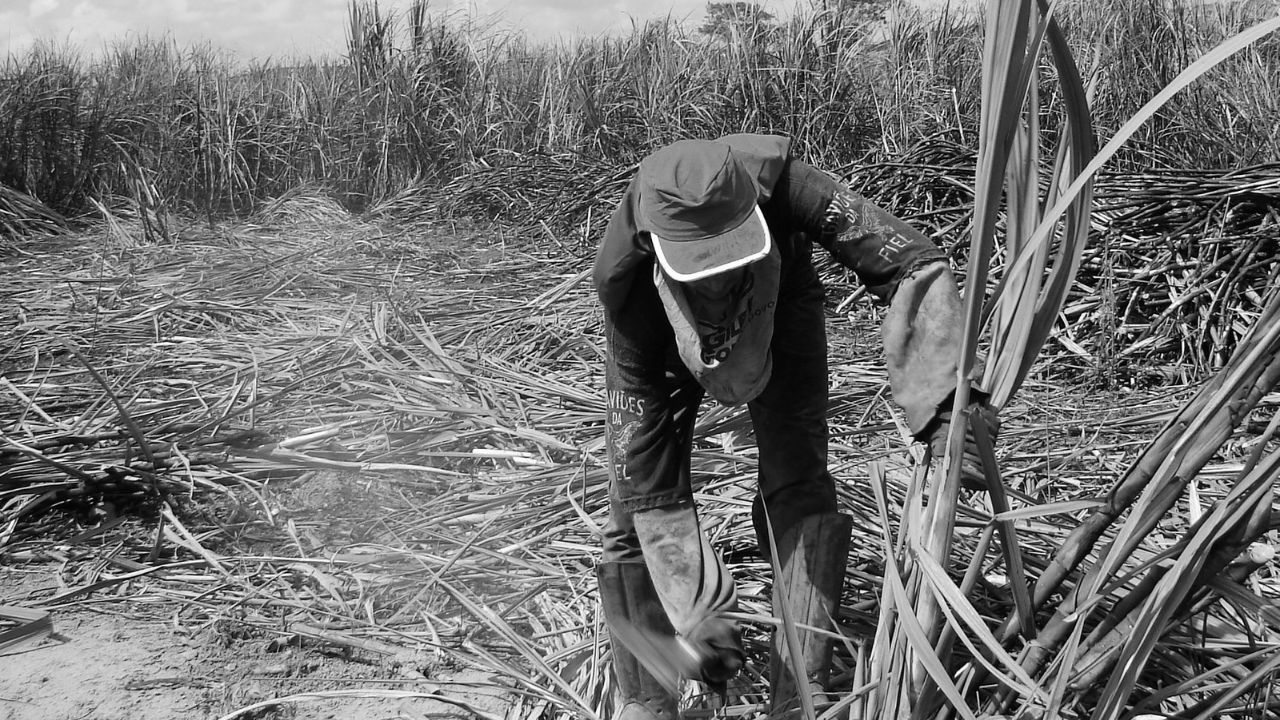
[915,2,1056,713]
[980,2,1096,409]
[868,462,912,719]
[881,549,980,720]
[912,546,1046,703]
[1015,4,1095,378]
[919,0,1040,635]
[919,2,1095,714]
[984,115,1045,406]
[972,415,1036,640]
[991,14,1280,313]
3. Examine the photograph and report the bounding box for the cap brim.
[651,205,771,282]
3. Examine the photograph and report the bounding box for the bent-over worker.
[592,133,992,719]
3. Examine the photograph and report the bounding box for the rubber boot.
[632,500,745,690]
[768,511,853,718]
[598,561,680,720]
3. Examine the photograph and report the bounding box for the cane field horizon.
[2,1,1280,719]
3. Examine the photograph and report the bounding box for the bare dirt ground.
[2,559,510,720]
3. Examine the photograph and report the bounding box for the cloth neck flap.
[654,244,781,405]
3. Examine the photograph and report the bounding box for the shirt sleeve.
[770,159,948,303]
[769,158,963,435]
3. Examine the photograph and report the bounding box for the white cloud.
[1,0,722,60]
[2,12,36,56]
[30,0,60,18]
[434,0,705,40]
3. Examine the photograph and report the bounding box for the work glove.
[919,390,1001,491]
[609,608,744,695]
[681,616,745,690]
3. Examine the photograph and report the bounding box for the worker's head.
[637,139,772,288]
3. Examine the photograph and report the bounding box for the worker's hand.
[921,392,1000,491]
[680,616,745,690]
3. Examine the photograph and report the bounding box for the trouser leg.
[600,373,743,697]
[745,250,850,715]
[598,561,680,720]
[748,263,838,552]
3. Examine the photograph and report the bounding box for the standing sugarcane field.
[4,1,1280,718]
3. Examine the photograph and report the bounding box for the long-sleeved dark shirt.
[594,134,961,509]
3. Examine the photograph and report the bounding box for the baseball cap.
[637,139,772,282]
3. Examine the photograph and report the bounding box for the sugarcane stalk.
[1064,407,1280,686]
[998,293,1280,649]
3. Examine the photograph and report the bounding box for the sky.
[0,0,733,61]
